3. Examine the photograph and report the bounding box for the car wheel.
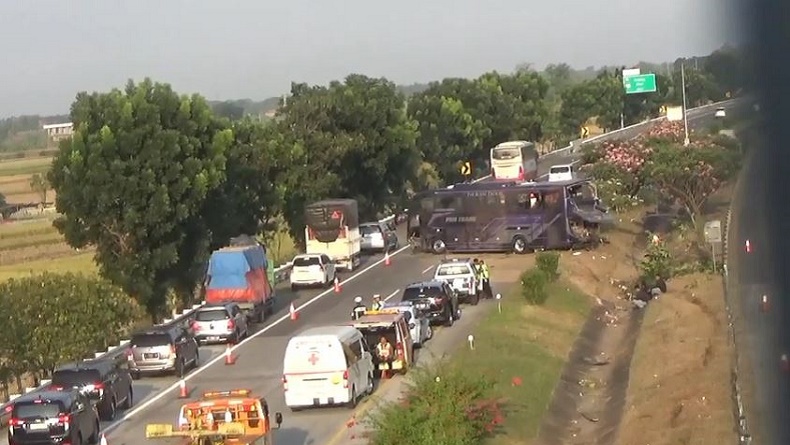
[426,325,433,340]
[346,387,358,409]
[120,387,133,409]
[431,239,446,255]
[512,236,528,255]
[470,292,480,306]
[105,398,117,421]
[175,358,186,378]
[444,309,454,327]
[290,284,298,292]
[132,371,141,380]
[366,373,375,395]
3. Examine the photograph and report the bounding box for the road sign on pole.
[623,73,657,94]
[460,161,471,177]
[704,220,722,272]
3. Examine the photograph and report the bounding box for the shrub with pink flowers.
[582,120,741,214]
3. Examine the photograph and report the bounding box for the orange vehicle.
[145,389,283,445]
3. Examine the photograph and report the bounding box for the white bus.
[489,140,539,181]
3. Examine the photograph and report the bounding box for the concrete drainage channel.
[536,300,645,445]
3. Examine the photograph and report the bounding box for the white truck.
[304,199,362,271]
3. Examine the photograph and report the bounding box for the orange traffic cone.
[224,344,236,365]
[334,277,341,293]
[100,434,108,445]
[761,294,770,313]
[384,250,391,266]
[290,302,299,321]
[178,379,188,398]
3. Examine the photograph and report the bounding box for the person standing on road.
[351,296,366,320]
[480,259,493,299]
[371,294,383,311]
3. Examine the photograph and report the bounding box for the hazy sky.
[0,0,736,118]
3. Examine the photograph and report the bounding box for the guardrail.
[0,213,398,414]
[0,98,744,415]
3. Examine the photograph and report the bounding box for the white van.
[548,163,575,182]
[282,326,374,411]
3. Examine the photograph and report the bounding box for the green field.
[0,156,52,176]
[452,279,591,443]
[0,252,97,281]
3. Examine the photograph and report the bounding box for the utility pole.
[681,62,690,146]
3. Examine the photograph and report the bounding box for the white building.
[42,122,73,142]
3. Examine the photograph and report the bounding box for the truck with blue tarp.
[205,237,276,323]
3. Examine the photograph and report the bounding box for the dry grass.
[616,274,735,445]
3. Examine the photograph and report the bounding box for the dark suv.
[127,326,200,379]
[52,354,133,421]
[8,389,100,445]
[401,280,460,327]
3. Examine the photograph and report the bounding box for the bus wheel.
[512,236,529,255]
[431,239,446,254]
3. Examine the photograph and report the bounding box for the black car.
[51,354,134,421]
[400,280,460,327]
[8,389,100,445]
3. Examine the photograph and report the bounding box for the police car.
[382,301,433,348]
[432,258,480,305]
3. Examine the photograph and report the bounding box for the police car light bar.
[203,389,251,399]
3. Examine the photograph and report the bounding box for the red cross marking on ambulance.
[308,353,319,365]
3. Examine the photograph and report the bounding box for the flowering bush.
[582,119,740,216]
[644,120,687,142]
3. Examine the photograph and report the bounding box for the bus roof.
[493,140,533,149]
[420,178,590,195]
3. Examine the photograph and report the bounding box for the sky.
[0,0,739,118]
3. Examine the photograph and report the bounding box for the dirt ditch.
[535,299,644,445]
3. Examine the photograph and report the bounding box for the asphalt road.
[729,141,790,444]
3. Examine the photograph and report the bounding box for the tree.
[643,137,741,237]
[704,46,746,95]
[29,173,49,203]
[407,91,489,184]
[48,78,232,317]
[278,75,421,242]
[0,273,141,379]
[211,101,246,121]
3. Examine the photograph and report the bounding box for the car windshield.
[360,225,380,235]
[196,309,230,322]
[13,402,64,419]
[131,333,171,347]
[52,369,101,387]
[550,166,570,174]
[402,286,444,301]
[293,256,321,267]
[436,264,472,276]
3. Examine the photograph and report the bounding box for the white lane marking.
[383,289,400,302]
[103,244,411,434]
[421,265,434,274]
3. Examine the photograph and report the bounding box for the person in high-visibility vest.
[375,336,394,370]
[480,260,493,299]
[371,294,383,311]
[351,296,366,320]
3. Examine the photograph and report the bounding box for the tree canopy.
[46,46,748,318]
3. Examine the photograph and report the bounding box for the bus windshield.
[491,147,521,160]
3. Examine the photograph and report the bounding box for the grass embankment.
[455,279,592,444]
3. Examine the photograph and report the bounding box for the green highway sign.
[623,73,657,94]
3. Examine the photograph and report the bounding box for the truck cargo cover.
[305,199,359,243]
[207,246,268,289]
